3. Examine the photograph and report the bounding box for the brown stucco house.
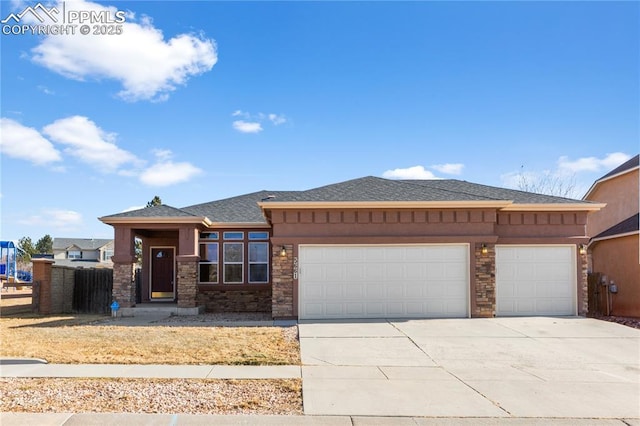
[100,176,604,320]
[584,155,639,317]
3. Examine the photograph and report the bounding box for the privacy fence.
[31,259,114,315]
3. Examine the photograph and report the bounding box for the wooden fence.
[72,268,113,314]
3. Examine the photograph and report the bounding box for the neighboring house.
[584,155,639,317]
[52,238,114,268]
[100,176,603,320]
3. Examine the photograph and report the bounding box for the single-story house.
[584,155,639,317]
[100,176,604,320]
[52,238,114,268]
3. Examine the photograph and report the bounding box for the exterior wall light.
[579,244,587,255]
[481,244,488,255]
[279,246,287,257]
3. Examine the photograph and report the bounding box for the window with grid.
[223,242,243,283]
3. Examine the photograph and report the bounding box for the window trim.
[68,250,82,259]
[223,231,244,240]
[248,231,269,240]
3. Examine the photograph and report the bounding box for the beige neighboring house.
[52,238,114,268]
[584,154,640,318]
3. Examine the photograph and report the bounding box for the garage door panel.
[496,246,575,316]
[299,245,469,319]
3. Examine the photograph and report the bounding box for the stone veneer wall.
[579,248,588,315]
[271,244,294,318]
[112,262,136,307]
[474,243,496,318]
[197,289,271,313]
[177,258,198,308]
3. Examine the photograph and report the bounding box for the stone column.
[111,226,136,307]
[32,258,54,315]
[112,258,136,307]
[579,246,589,316]
[272,244,294,319]
[473,243,496,318]
[177,255,199,308]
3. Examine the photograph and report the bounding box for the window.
[249,242,269,283]
[68,250,82,259]
[248,231,269,240]
[200,232,219,240]
[223,243,243,283]
[223,231,244,240]
[199,243,218,283]
[102,249,114,261]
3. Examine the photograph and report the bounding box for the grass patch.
[0,314,300,365]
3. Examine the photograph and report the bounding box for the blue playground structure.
[0,240,17,281]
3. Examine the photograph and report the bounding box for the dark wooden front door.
[151,247,175,300]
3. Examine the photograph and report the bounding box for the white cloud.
[30,0,217,102]
[268,113,287,125]
[139,149,202,186]
[431,163,464,175]
[122,205,145,212]
[0,118,62,165]
[37,85,55,95]
[382,165,438,180]
[231,110,287,133]
[557,152,631,174]
[19,208,83,229]
[43,115,140,173]
[232,120,263,134]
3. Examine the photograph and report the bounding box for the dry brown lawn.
[0,311,300,365]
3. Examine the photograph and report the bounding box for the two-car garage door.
[298,244,577,320]
[298,245,469,320]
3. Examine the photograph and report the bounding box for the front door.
[150,247,175,300]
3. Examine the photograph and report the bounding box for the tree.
[516,167,578,199]
[35,234,53,254]
[17,237,36,261]
[146,195,162,207]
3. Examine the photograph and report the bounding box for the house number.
[293,257,298,279]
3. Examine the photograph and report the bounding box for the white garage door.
[298,245,469,320]
[496,246,576,316]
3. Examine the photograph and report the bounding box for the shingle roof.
[101,176,597,224]
[259,176,588,204]
[101,204,199,219]
[598,155,639,181]
[593,213,640,240]
[183,191,298,223]
[53,238,113,250]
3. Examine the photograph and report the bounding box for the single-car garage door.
[496,245,576,316]
[298,245,469,320]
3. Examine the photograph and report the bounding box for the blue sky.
[0,0,638,242]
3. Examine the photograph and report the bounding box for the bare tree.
[516,166,578,198]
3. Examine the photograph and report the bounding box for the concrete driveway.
[299,317,640,419]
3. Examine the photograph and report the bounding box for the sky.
[0,0,638,242]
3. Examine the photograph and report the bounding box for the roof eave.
[500,203,606,212]
[258,200,514,210]
[206,222,270,229]
[589,230,640,246]
[99,216,212,226]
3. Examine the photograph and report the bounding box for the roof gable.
[53,238,113,250]
[584,154,639,199]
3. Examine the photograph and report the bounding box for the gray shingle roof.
[53,238,113,250]
[183,191,297,223]
[593,213,639,240]
[101,204,199,219]
[598,155,639,181]
[101,176,596,225]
